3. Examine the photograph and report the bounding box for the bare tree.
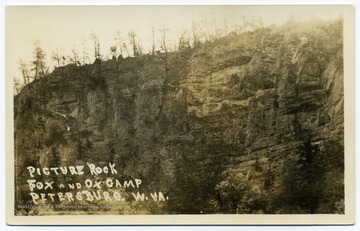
[114,31,123,57]
[65,55,72,64]
[128,30,139,57]
[241,16,259,32]
[14,77,22,94]
[137,39,143,56]
[71,43,80,65]
[213,14,220,39]
[122,42,129,57]
[177,29,190,50]
[203,14,211,41]
[51,48,62,67]
[233,25,244,35]
[257,16,264,28]
[90,32,101,60]
[159,25,169,53]
[223,15,228,36]
[18,59,31,85]
[81,39,90,65]
[151,25,156,55]
[191,19,206,46]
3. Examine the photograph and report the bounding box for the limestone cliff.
[14,19,344,214]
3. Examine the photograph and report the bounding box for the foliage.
[90,32,102,60]
[169,146,224,214]
[214,169,268,214]
[14,17,344,215]
[31,41,48,80]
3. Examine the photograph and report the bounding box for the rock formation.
[14,19,344,215]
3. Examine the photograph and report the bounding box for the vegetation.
[14,16,267,93]
[14,17,344,215]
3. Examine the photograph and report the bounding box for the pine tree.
[31,41,47,80]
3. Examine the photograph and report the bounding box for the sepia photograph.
[5,4,355,225]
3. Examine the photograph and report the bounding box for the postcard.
[6,5,355,225]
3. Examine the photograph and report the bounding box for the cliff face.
[14,19,344,214]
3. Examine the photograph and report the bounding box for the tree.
[128,30,139,57]
[18,59,31,85]
[81,39,90,65]
[191,20,205,46]
[233,25,244,35]
[241,16,249,32]
[61,54,66,66]
[151,25,156,55]
[90,32,101,60]
[51,48,62,67]
[212,15,220,39]
[114,31,123,57]
[177,29,191,50]
[110,46,117,59]
[159,25,169,53]
[223,15,228,36]
[122,42,129,57]
[31,41,47,80]
[137,39,144,57]
[70,43,80,65]
[203,14,211,41]
[214,168,268,214]
[14,77,22,94]
[257,17,264,28]
[275,132,323,214]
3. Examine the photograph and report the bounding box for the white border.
[1,0,359,230]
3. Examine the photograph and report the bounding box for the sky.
[6,5,348,85]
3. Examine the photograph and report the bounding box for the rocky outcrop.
[14,19,344,214]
